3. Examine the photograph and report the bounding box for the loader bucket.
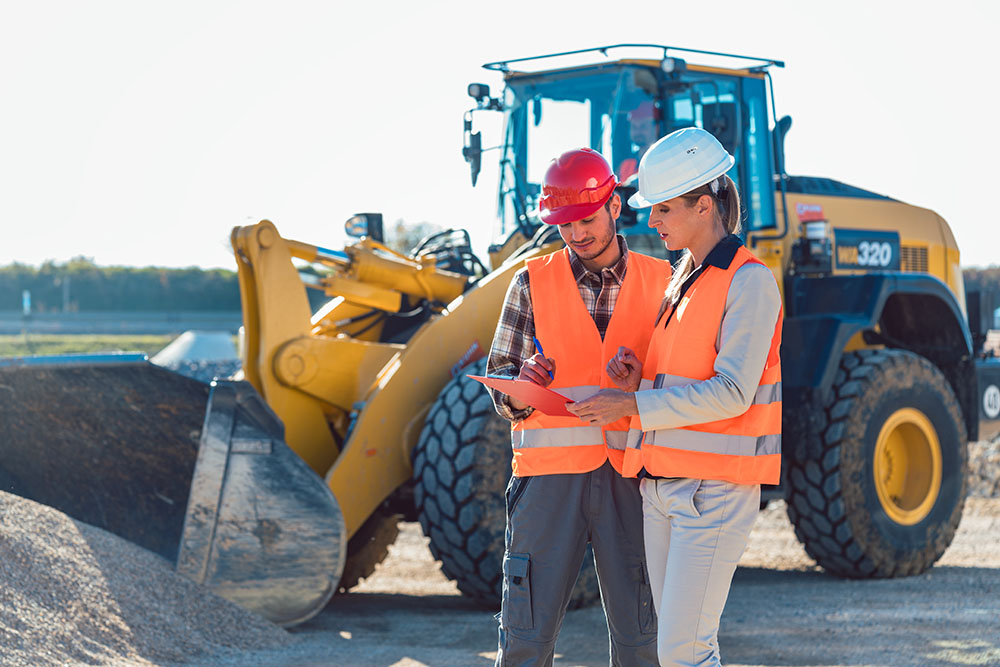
[0,355,346,626]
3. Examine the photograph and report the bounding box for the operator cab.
[463,45,784,264]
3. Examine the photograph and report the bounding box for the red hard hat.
[538,148,619,225]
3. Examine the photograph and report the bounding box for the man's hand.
[508,353,556,411]
[566,388,637,426]
[606,346,642,391]
[518,353,555,386]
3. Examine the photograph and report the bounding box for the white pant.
[639,477,759,667]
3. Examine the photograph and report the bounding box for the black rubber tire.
[786,349,968,578]
[412,358,599,609]
[336,507,401,593]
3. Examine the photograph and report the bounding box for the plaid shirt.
[487,235,631,422]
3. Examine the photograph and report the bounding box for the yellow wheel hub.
[873,408,942,525]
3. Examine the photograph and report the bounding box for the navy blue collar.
[700,234,743,270]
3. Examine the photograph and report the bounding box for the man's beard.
[577,232,615,260]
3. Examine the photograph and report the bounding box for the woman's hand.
[567,388,638,426]
[606,346,642,391]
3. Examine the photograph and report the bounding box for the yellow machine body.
[749,193,965,312]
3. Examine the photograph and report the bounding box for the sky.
[1,0,998,270]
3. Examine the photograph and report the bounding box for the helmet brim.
[627,154,735,209]
[539,196,612,226]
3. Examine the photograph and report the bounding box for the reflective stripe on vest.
[511,248,670,477]
[643,429,781,456]
[621,246,782,485]
[513,383,604,448]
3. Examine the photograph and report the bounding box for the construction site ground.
[213,497,1000,667]
[3,440,998,666]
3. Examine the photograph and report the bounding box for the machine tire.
[336,507,402,593]
[412,358,600,609]
[786,349,968,577]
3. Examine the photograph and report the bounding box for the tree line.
[0,257,240,312]
[3,256,997,314]
[963,266,1000,294]
[1,220,444,314]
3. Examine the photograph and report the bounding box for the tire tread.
[786,349,967,578]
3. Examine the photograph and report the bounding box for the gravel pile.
[0,491,290,666]
[968,438,1000,498]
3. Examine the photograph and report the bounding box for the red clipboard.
[468,375,576,418]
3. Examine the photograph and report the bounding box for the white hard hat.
[627,127,735,208]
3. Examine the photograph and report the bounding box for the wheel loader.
[4,44,999,626]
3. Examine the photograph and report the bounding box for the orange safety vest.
[622,246,782,485]
[511,248,670,477]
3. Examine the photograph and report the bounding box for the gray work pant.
[494,460,658,666]
[641,477,759,666]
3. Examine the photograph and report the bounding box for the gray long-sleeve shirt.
[635,240,782,432]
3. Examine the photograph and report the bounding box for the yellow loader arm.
[231,220,546,537]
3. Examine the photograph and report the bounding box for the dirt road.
[200,497,1000,667]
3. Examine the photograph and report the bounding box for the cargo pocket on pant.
[631,564,656,634]
[502,552,533,631]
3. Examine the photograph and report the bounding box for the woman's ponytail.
[719,174,741,235]
[658,174,742,319]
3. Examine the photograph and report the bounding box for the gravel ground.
[189,440,1000,667]
[0,492,290,666]
[969,438,1000,498]
[3,440,998,666]
[189,498,1000,667]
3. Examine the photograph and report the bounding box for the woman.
[567,127,782,667]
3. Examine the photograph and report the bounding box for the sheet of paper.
[468,375,577,418]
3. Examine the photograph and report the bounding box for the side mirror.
[462,112,482,186]
[773,115,793,176]
[344,212,384,242]
[462,82,504,187]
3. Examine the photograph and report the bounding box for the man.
[488,147,670,666]
[618,100,659,182]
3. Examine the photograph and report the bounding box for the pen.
[532,336,555,380]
